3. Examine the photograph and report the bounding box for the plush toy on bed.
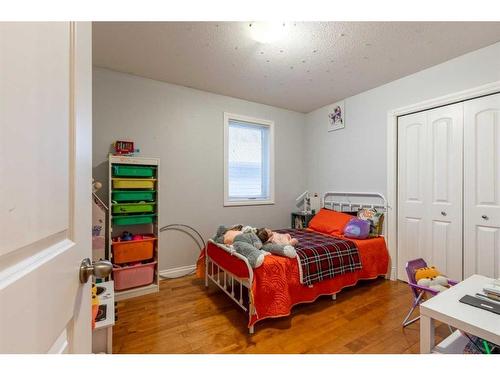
[256,228,297,258]
[212,225,268,268]
[232,232,268,268]
[212,224,243,244]
[415,266,450,293]
[212,225,297,267]
[262,243,297,258]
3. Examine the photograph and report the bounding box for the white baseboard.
[159,264,196,279]
[390,266,397,281]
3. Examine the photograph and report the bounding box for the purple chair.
[402,258,458,328]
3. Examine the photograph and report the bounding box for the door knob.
[80,258,112,283]
[482,215,489,220]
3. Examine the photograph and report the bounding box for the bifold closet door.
[464,93,500,278]
[398,112,427,281]
[426,104,463,281]
[397,103,463,281]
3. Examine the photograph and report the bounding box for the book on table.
[483,281,500,301]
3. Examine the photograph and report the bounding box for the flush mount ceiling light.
[249,22,287,44]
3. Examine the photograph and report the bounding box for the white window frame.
[223,112,275,207]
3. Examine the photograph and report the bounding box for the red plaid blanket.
[276,229,362,286]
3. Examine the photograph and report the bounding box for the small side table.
[291,212,315,229]
[420,274,500,354]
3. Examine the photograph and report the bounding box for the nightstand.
[291,212,315,229]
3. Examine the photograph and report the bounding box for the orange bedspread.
[197,232,389,327]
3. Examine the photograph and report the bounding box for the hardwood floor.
[112,275,449,354]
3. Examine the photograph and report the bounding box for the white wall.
[93,68,306,272]
[94,42,500,273]
[305,42,500,195]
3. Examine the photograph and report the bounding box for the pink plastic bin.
[113,261,156,291]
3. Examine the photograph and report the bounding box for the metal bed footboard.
[205,239,256,334]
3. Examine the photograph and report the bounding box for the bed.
[197,192,390,333]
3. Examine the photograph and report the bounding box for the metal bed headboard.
[322,191,388,213]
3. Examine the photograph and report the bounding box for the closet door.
[426,103,463,281]
[397,104,463,281]
[464,93,500,278]
[398,112,428,281]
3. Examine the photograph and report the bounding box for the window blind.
[227,119,270,201]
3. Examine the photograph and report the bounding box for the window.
[224,113,274,206]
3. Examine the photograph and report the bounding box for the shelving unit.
[108,154,160,301]
[291,211,315,229]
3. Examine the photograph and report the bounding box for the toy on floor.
[415,266,450,293]
[402,258,458,328]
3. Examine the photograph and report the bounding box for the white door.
[397,103,463,281]
[425,104,463,281]
[0,22,92,353]
[464,93,500,278]
[398,112,428,281]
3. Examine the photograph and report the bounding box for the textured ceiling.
[93,22,500,113]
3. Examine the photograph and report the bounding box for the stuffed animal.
[212,225,297,266]
[232,232,268,268]
[415,266,450,293]
[212,224,243,244]
[262,243,297,258]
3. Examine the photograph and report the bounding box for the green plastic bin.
[112,214,156,226]
[112,190,156,202]
[112,165,156,178]
[112,202,156,214]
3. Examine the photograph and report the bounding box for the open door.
[0,22,93,353]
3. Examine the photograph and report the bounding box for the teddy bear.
[212,225,297,266]
[232,232,268,268]
[415,266,449,293]
[212,224,243,244]
[233,230,297,263]
[262,242,297,258]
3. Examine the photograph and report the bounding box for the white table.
[420,274,500,353]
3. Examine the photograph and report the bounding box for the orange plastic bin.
[112,235,156,264]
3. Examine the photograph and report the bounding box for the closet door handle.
[441,211,447,216]
[482,215,489,220]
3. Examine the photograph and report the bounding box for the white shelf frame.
[108,154,160,301]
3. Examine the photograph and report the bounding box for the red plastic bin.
[113,261,156,291]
